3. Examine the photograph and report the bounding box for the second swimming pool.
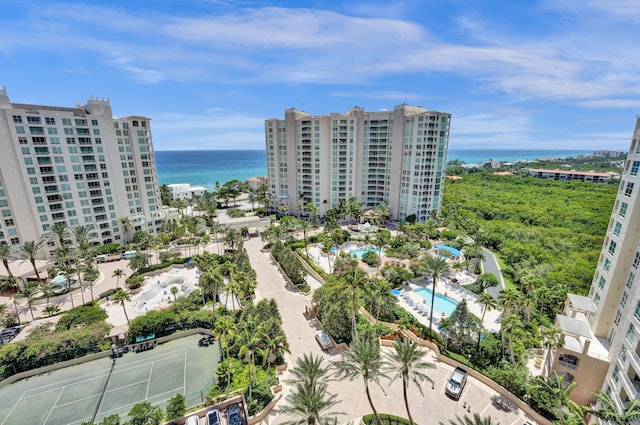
[414,287,458,316]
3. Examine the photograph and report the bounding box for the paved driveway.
[243,237,530,425]
[482,248,505,299]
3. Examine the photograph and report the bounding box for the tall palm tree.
[215,315,237,395]
[112,268,125,289]
[529,372,577,425]
[282,352,341,425]
[501,314,521,364]
[238,312,262,399]
[112,288,131,326]
[118,216,133,245]
[440,413,500,425]
[340,260,368,342]
[587,391,640,425]
[374,231,391,277]
[16,238,48,285]
[47,221,71,247]
[542,325,564,373]
[54,246,81,306]
[384,338,435,425]
[39,280,54,308]
[11,293,21,325]
[416,255,452,332]
[0,243,15,284]
[201,268,224,326]
[477,292,497,354]
[333,338,387,425]
[259,329,290,391]
[72,225,95,245]
[18,285,37,320]
[497,288,521,357]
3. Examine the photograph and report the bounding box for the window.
[626,324,635,342]
[12,115,22,123]
[62,118,72,126]
[620,345,628,363]
[631,161,640,176]
[27,116,41,124]
[45,117,55,125]
[621,291,628,307]
[635,302,640,321]
[633,252,640,269]
[615,310,622,325]
[614,222,622,236]
[604,258,611,272]
[620,202,629,217]
[627,272,636,288]
[625,182,635,197]
[598,276,606,290]
[609,240,617,255]
[594,293,601,306]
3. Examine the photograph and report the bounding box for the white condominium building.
[549,117,640,407]
[0,87,164,254]
[265,105,451,222]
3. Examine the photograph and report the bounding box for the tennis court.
[0,333,220,425]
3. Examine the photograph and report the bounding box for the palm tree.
[112,268,125,289]
[374,231,391,277]
[83,266,99,303]
[477,292,497,354]
[215,315,237,395]
[112,288,131,326]
[416,255,452,333]
[18,285,37,321]
[238,312,262,399]
[281,352,341,425]
[501,314,521,364]
[587,391,640,425]
[47,221,71,247]
[384,338,435,425]
[118,216,133,245]
[440,413,500,425]
[333,338,387,425]
[39,280,54,308]
[16,238,48,284]
[11,293,21,325]
[72,225,95,245]
[0,243,15,284]
[497,288,520,357]
[170,286,178,301]
[528,372,577,425]
[542,325,564,373]
[259,329,290,391]
[43,305,60,317]
[55,246,80,306]
[340,259,368,341]
[201,268,223,326]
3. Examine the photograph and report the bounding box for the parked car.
[445,367,468,400]
[206,409,220,425]
[315,330,332,350]
[228,404,242,425]
[185,415,199,425]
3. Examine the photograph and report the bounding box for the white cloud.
[577,99,640,109]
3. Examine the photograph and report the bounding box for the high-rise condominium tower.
[0,87,164,255]
[548,117,640,407]
[265,105,451,222]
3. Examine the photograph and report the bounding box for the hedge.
[363,414,411,425]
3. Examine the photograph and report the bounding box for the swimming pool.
[434,244,461,258]
[350,248,384,259]
[414,287,458,316]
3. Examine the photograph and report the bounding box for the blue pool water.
[414,287,459,316]
[350,248,384,259]
[434,244,461,257]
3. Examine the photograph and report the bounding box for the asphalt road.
[482,248,505,299]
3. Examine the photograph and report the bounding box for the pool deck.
[399,278,502,332]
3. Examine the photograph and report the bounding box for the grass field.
[0,334,220,425]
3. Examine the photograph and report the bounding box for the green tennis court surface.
[0,334,220,425]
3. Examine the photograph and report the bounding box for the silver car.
[315,330,332,350]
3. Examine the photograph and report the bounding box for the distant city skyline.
[1,0,638,151]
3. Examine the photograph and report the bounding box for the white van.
[185,415,199,425]
[123,250,137,259]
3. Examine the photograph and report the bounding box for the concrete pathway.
[482,248,505,299]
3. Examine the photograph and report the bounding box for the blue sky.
[1,0,639,151]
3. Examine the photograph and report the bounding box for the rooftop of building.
[567,293,596,313]
[556,312,610,360]
[529,168,610,177]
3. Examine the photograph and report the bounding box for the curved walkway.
[481,248,505,299]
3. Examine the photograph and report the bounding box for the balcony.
[558,360,578,371]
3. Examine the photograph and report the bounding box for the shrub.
[56,304,108,331]
[363,413,411,425]
[99,288,118,299]
[95,243,124,255]
[361,251,379,266]
[125,275,144,286]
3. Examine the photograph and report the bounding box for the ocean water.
[154,148,595,188]
[155,150,266,190]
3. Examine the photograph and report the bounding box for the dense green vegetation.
[443,172,617,296]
